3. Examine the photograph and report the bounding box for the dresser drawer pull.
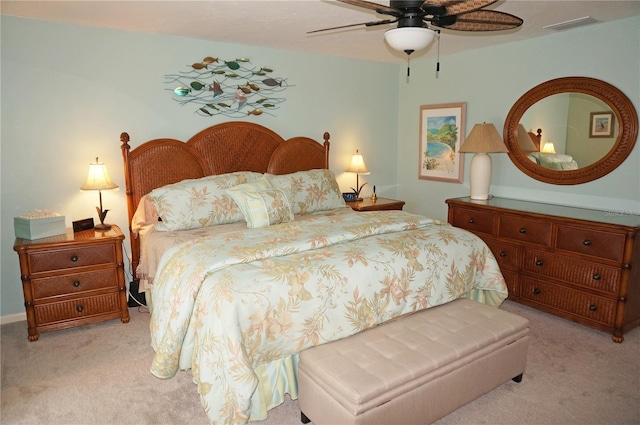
[500,251,507,257]
[71,255,79,262]
[583,239,591,246]
[468,218,475,224]
[532,288,541,295]
[592,273,601,280]
[519,227,527,234]
[76,305,84,313]
[73,280,81,287]
[589,304,597,312]
[535,259,543,266]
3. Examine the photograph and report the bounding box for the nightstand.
[13,225,130,341]
[346,197,405,212]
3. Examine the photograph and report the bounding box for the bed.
[120,122,508,424]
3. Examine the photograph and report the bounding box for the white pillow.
[227,187,294,228]
[265,169,345,215]
[148,171,263,231]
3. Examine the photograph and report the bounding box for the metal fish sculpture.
[209,81,223,96]
[262,78,282,87]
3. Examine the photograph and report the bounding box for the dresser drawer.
[28,244,116,273]
[449,207,495,235]
[484,238,521,269]
[556,225,625,262]
[502,269,519,299]
[498,215,552,246]
[523,249,620,294]
[31,268,118,299]
[520,277,616,326]
[34,293,121,325]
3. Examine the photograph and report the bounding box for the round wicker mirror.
[504,77,638,185]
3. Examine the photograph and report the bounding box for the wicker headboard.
[120,121,330,275]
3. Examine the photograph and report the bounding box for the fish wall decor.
[165,56,292,118]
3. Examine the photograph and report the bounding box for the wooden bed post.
[120,132,140,278]
[323,132,330,169]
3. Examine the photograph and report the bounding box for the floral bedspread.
[148,209,507,424]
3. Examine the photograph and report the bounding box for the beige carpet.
[1,300,639,425]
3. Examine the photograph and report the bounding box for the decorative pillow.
[227,188,293,228]
[265,169,345,215]
[131,194,160,233]
[148,171,263,231]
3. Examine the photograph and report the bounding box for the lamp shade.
[346,150,370,175]
[541,141,557,154]
[81,157,118,191]
[459,123,509,153]
[384,27,436,53]
[517,124,538,153]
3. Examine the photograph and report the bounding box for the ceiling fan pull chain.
[436,30,441,76]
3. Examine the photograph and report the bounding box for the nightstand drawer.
[32,269,118,299]
[556,225,625,262]
[523,249,620,294]
[28,244,116,273]
[34,293,121,324]
[499,215,552,246]
[449,207,495,235]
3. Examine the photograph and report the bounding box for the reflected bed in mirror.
[504,77,638,185]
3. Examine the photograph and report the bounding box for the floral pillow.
[227,186,293,228]
[148,171,263,231]
[265,169,346,215]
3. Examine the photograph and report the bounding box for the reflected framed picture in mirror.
[589,111,615,138]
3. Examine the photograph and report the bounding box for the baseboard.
[1,312,26,325]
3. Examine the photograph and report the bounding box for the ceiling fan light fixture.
[384,27,436,54]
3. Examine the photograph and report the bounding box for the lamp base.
[469,152,492,201]
[94,223,112,231]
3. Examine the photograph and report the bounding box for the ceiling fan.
[310,0,523,56]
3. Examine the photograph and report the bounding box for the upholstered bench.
[298,298,529,425]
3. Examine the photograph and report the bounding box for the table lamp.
[459,123,508,200]
[346,150,370,201]
[80,157,118,230]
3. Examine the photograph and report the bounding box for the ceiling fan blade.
[427,0,498,17]
[338,0,400,15]
[308,19,396,34]
[432,10,523,31]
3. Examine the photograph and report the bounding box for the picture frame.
[589,111,615,138]
[418,102,466,182]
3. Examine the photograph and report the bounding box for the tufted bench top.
[299,298,530,416]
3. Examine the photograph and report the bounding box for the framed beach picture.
[419,102,466,182]
[589,111,615,138]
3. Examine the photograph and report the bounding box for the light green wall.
[0,16,399,318]
[2,15,639,320]
[396,17,639,220]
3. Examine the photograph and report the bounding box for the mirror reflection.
[517,93,617,170]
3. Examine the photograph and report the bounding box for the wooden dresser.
[446,197,640,342]
[13,225,130,341]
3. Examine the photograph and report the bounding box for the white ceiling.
[2,1,639,62]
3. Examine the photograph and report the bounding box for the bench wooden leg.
[301,412,311,424]
[512,373,523,383]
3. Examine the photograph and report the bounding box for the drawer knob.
[500,251,507,257]
[592,273,601,280]
[468,218,475,224]
[535,259,543,266]
[519,227,527,234]
[533,288,541,295]
[73,280,81,287]
[589,304,597,312]
[76,305,84,313]
[71,255,79,262]
[583,239,591,246]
